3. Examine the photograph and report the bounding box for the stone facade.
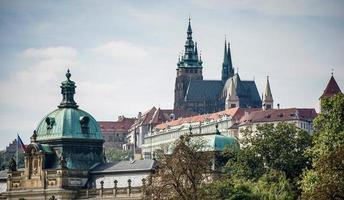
[99,116,136,149]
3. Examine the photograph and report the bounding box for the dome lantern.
[58,69,78,109]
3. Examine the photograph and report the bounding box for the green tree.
[104,148,133,162]
[145,135,213,200]
[237,122,311,180]
[301,93,344,200]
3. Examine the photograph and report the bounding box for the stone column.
[99,180,104,197]
[113,180,118,196]
[127,179,131,196]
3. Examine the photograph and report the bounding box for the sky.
[0,0,343,149]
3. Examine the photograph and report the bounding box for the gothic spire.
[263,76,273,101]
[227,42,234,73]
[225,78,239,109]
[223,37,228,63]
[222,38,229,81]
[187,17,192,39]
[58,69,78,108]
[263,76,273,110]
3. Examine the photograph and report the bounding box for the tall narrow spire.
[222,38,229,81]
[263,76,273,110]
[223,37,228,63]
[58,69,78,108]
[187,17,192,39]
[227,41,234,76]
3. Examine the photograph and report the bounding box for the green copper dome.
[36,108,103,141]
[35,69,103,142]
[200,134,239,151]
[167,133,239,154]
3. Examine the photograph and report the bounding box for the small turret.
[262,76,273,110]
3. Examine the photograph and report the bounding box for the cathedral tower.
[174,18,203,110]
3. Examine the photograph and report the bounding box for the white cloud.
[191,0,344,17]
[91,41,148,61]
[22,46,78,60]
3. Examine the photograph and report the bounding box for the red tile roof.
[98,117,136,134]
[132,107,196,128]
[239,108,317,125]
[155,108,253,130]
[321,75,342,98]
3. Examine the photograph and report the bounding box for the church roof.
[185,80,224,101]
[320,75,342,98]
[238,80,262,108]
[90,160,156,174]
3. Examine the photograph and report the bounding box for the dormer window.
[45,117,55,129]
[80,116,90,134]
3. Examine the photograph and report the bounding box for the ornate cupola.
[177,18,203,69]
[262,76,273,110]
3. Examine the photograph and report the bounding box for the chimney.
[277,103,280,109]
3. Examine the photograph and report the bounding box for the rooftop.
[90,160,156,174]
[239,108,317,125]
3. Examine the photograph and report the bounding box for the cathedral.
[174,19,267,114]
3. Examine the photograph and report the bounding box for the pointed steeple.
[320,74,342,98]
[263,76,273,110]
[320,73,342,112]
[223,37,228,63]
[58,69,78,108]
[222,37,235,81]
[225,78,239,109]
[187,17,192,39]
[227,41,234,77]
[222,37,229,81]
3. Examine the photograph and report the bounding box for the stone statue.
[59,155,67,169]
[8,157,17,172]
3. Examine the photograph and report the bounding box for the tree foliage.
[145,135,213,200]
[236,122,311,180]
[301,93,344,200]
[104,148,133,162]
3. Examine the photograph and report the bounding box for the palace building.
[174,19,263,114]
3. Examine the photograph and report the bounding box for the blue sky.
[0,0,343,149]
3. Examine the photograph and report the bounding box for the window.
[45,117,55,129]
[80,116,90,134]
